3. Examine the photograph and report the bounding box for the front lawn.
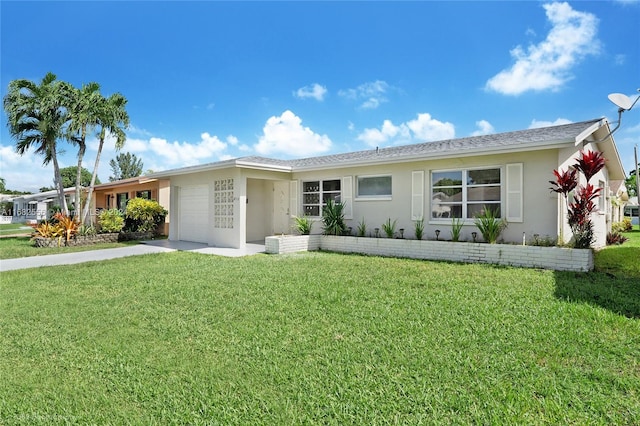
[1,248,638,424]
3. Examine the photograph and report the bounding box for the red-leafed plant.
[550,150,606,249]
[574,150,606,182]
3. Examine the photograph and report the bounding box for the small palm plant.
[414,217,424,240]
[294,216,313,235]
[474,206,507,244]
[382,218,397,238]
[356,217,367,237]
[450,218,463,242]
[322,199,347,236]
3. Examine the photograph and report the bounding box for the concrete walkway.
[0,240,266,272]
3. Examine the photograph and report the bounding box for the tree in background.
[626,169,637,197]
[109,152,144,181]
[59,166,101,188]
[0,177,5,193]
[3,72,70,215]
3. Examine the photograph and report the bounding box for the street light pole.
[633,144,640,229]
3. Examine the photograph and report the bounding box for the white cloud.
[357,113,455,147]
[254,110,332,157]
[149,132,228,166]
[528,118,573,129]
[406,113,455,141]
[486,2,600,95]
[614,54,626,66]
[0,144,56,192]
[294,83,327,101]
[471,120,495,136]
[339,80,391,109]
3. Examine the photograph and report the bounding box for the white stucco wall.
[291,149,563,245]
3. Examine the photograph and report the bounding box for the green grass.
[0,236,139,259]
[1,248,639,424]
[595,229,640,278]
[0,223,32,234]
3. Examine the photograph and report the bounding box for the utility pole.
[636,144,639,230]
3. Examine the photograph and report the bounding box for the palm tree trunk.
[52,149,69,216]
[81,131,104,224]
[75,124,87,221]
[75,144,85,220]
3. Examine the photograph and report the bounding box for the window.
[302,179,341,216]
[598,180,606,213]
[356,175,392,199]
[116,193,129,212]
[136,190,152,200]
[431,168,501,219]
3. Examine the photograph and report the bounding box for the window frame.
[116,192,129,212]
[355,174,392,200]
[429,166,503,223]
[136,189,152,200]
[301,178,341,217]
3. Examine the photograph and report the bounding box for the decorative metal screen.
[214,178,234,229]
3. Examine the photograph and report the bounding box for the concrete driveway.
[0,240,265,272]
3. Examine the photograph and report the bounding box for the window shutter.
[411,171,424,220]
[341,176,353,219]
[289,180,298,217]
[506,163,523,223]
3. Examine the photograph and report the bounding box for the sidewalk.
[0,241,266,272]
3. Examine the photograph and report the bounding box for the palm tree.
[81,92,130,223]
[3,72,71,215]
[67,82,101,218]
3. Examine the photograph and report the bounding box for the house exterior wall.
[168,168,291,248]
[92,179,170,234]
[290,149,562,244]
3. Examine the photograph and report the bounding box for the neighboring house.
[148,118,626,249]
[609,180,629,224]
[10,187,77,223]
[625,196,639,226]
[91,176,171,234]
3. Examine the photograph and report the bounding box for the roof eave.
[290,139,577,172]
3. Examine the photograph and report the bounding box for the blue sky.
[1,1,639,192]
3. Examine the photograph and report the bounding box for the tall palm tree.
[3,72,71,215]
[67,82,101,218]
[81,92,130,223]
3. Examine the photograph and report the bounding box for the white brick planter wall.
[266,235,593,272]
[265,235,321,254]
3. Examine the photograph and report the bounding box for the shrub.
[450,218,463,242]
[33,221,63,240]
[414,217,424,240]
[606,231,628,246]
[474,206,507,244]
[550,150,605,249]
[293,216,313,235]
[612,218,632,233]
[382,218,397,238]
[125,198,168,233]
[322,199,347,236]
[77,224,97,236]
[98,209,125,233]
[356,217,367,237]
[530,234,557,247]
[54,213,80,243]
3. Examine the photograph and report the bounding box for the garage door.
[179,185,209,243]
